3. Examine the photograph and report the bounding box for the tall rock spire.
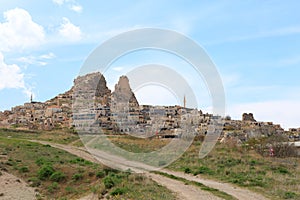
[112,75,139,105]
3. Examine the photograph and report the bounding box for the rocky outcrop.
[242,113,256,122]
[73,72,111,104]
[111,76,138,106]
[110,76,140,133]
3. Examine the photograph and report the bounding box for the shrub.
[38,165,55,180]
[254,135,298,157]
[19,166,29,173]
[96,171,105,178]
[194,166,214,175]
[110,187,128,196]
[276,166,289,174]
[35,157,50,166]
[50,171,66,182]
[184,167,191,174]
[48,182,58,193]
[72,173,83,181]
[103,176,115,189]
[284,191,296,199]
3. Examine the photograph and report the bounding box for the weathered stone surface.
[111,75,138,105]
[242,113,256,122]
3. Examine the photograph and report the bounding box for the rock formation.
[242,113,256,122]
[111,75,138,106]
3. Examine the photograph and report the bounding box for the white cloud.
[58,17,82,42]
[0,52,33,98]
[0,8,45,52]
[70,5,82,13]
[228,100,300,130]
[17,56,46,66]
[16,52,55,66]
[134,84,180,106]
[39,52,56,59]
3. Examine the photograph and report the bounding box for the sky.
[0,0,300,129]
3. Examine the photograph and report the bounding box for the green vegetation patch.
[0,136,177,199]
[168,141,300,200]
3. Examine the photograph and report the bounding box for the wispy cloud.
[39,52,56,59]
[69,4,82,13]
[16,52,56,66]
[52,0,83,13]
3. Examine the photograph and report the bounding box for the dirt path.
[0,171,37,200]
[32,140,270,200]
[161,169,269,200]
[32,140,222,200]
[147,173,223,200]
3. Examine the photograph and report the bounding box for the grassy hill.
[0,129,177,199]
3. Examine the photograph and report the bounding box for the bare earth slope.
[0,171,36,200]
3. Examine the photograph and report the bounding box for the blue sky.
[0,0,300,129]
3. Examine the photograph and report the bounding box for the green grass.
[0,128,79,145]
[0,136,177,199]
[107,135,170,153]
[168,142,300,200]
[93,135,300,200]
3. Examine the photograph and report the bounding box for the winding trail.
[32,140,269,200]
[160,169,269,200]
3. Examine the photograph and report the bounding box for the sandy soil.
[0,171,36,200]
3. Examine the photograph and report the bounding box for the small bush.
[103,176,115,189]
[50,171,66,182]
[48,182,58,193]
[35,157,50,166]
[110,187,128,196]
[271,166,290,174]
[70,158,85,164]
[38,165,55,180]
[96,171,105,178]
[277,166,289,174]
[184,167,191,174]
[194,166,214,175]
[284,191,296,199]
[72,173,83,181]
[19,166,29,173]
